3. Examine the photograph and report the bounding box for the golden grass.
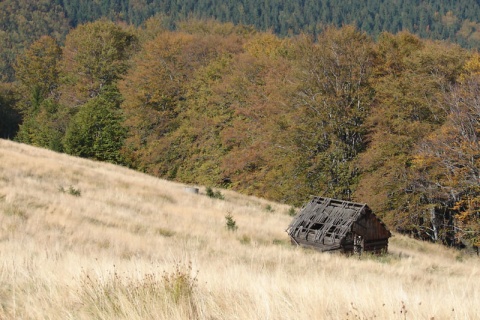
[0,139,479,319]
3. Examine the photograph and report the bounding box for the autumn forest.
[0,4,480,251]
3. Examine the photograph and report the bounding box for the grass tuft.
[162,261,198,305]
[239,234,251,245]
[155,227,176,237]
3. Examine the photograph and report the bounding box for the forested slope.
[0,16,479,249]
[52,0,480,46]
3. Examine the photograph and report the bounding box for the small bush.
[69,186,81,196]
[59,185,81,197]
[206,187,224,200]
[265,204,274,212]
[225,212,238,232]
[206,186,214,197]
[287,207,296,216]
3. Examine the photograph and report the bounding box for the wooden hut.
[286,196,391,254]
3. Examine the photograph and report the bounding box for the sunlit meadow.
[0,139,478,319]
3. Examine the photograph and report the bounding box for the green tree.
[63,88,126,164]
[0,0,69,81]
[164,54,236,185]
[15,99,66,151]
[14,36,65,150]
[15,36,62,103]
[60,20,138,107]
[0,83,20,139]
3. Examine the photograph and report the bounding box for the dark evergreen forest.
[61,0,480,47]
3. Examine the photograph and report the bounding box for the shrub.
[265,204,274,212]
[225,213,238,232]
[206,187,224,200]
[287,207,296,216]
[68,186,82,196]
[59,185,81,196]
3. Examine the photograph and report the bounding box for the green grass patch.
[155,227,176,237]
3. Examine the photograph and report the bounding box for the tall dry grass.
[0,139,478,319]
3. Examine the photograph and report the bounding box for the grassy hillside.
[0,139,478,319]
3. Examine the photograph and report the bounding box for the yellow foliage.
[15,36,62,100]
[411,154,437,169]
[457,20,480,43]
[244,33,289,59]
[441,11,457,27]
[459,51,480,81]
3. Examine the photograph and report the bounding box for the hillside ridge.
[0,139,478,319]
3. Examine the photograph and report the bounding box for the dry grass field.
[0,139,479,319]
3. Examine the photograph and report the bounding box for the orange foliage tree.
[216,33,299,201]
[405,55,480,246]
[355,32,468,236]
[119,26,245,174]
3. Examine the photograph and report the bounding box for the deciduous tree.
[292,26,375,199]
[119,27,243,172]
[14,36,65,150]
[64,87,126,164]
[15,36,62,109]
[60,20,138,107]
[0,83,20,139]
[355,32,467,233]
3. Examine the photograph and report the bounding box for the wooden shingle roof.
[290,197,383,245]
